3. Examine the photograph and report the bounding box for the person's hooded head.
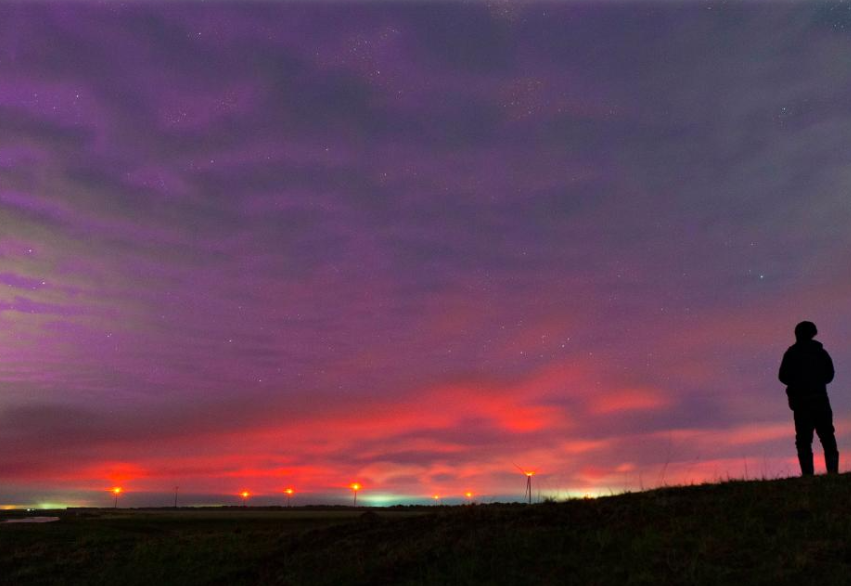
[794,321,818,343]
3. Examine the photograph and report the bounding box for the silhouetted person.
[779,321,838,476]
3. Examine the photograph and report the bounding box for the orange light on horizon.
[241,491,250,498]
[111,487,122,509]
[284,488,294,495]
[350,483,361,491]
[522,470,535,505]
[465,491,473,499]
[433,494,440,501]
[350,483,361,506]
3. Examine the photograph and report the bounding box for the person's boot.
[798,450,814,476]
[825,451,840,474]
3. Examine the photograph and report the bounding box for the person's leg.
[815,398,839,474]
[794,408,815,476]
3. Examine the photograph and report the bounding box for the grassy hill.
[4,474,851,585]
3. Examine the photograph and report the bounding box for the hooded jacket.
[779,340,835,403]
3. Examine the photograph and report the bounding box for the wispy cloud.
[2,3,851,505]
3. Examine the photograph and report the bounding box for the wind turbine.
[513,463,538,504]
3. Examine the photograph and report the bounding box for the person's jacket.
[779,340,835,408]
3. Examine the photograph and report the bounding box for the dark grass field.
[4,474,851,585]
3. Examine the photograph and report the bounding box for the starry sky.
[2,2,851,508]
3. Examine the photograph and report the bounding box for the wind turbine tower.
[514,463,537,505]
[524,472,534,505]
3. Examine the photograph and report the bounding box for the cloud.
[2,3,851,505]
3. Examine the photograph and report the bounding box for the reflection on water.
[2,516,60,524]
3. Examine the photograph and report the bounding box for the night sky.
[2,2,851,508]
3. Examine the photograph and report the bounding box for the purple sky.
[2,2,851,508]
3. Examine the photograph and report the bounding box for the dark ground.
[4,474,851,585]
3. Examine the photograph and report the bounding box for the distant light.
[525,471,535,477]
[350,483,361,491]
[284,488,294,495]
[465,492,473,499]
[112,487,122,494]
[241,491,250,498]
[433,494,440,501]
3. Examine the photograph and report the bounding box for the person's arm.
[779,350,793,386]
[823,350,835,385]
